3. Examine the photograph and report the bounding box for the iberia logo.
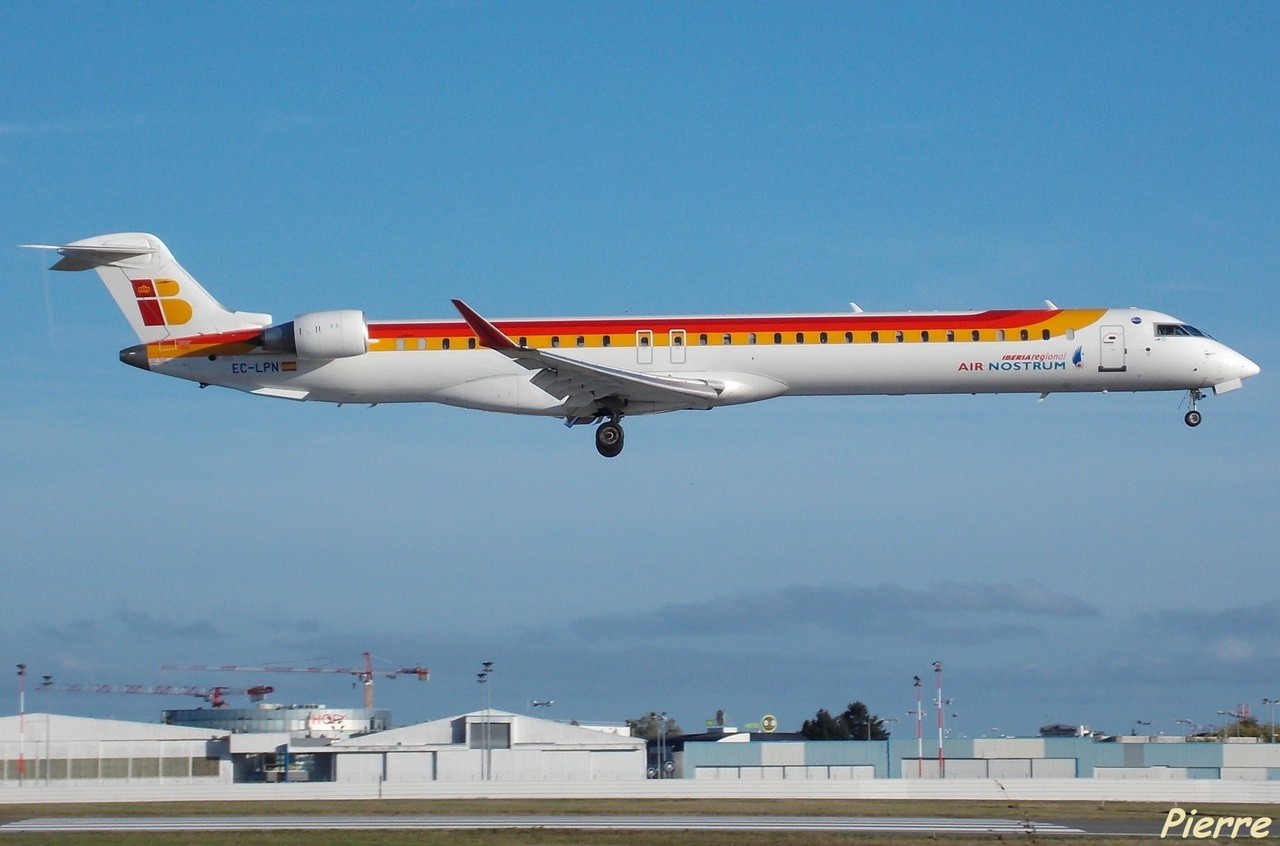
[130,278,192,327]
[1072,346,1084,368]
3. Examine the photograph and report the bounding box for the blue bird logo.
[1072,346,1084,368]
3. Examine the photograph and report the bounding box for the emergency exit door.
[669,329,687,364]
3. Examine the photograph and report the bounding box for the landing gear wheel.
[1184,388,1205,428]
[595,421,624,458]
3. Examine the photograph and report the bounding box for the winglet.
[451,299,518,350]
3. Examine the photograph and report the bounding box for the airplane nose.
[1241,356,1260,379]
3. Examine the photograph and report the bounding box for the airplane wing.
[451,300,722,419]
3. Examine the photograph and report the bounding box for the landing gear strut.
[1184,389,1204,428]
[595,418,624,458]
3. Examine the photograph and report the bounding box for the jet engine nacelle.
[261,310,368,359]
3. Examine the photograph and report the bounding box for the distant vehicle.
[1039,723,1092,738]
[27,233,1259,456]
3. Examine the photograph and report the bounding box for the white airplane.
[27,233,1259,457]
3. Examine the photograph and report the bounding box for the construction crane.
[37,677,274,709]
[160,652,428,709]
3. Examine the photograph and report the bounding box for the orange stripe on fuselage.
[142,328,261,360]
[369,309,1083,339]
[367,309,1107,345]
[143,309,1108,359]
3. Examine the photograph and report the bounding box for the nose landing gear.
[1184,389,1204,427]
[595,418,625,457]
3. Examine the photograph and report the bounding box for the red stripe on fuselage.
[368,309,1057,339]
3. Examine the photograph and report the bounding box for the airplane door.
[1099,325,1126,372]
[636,330,653,365]
[669,329,686,364]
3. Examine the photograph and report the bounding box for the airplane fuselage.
[30,232,1259,457]
[127,307,1255,414]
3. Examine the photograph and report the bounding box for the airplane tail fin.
[24,233,271,342]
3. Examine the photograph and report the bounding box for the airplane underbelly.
[431,374,564,414]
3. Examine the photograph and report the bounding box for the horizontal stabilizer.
[22,242,156,272]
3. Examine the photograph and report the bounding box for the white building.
[0,713,231,785]
[0,710,645,786]
[331,710,646,783]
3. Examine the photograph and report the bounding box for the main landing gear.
[1184,389,1204,428]
[595,417,625,458]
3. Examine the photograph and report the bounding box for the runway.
[1,814,1087,835]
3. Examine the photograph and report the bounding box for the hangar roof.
[0,713,225,742]
[333,710,644,751]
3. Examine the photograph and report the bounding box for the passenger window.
[921,331,929,342]
[418,339,427,350]
[639,334,650,346]
[796,332,805,344]
[519,336,528,347]
[1066,329,1075,340]
[774,333,782,344]
[748,332,757,345]
[870,331,879,343]
[603,335,611,347]
[845,332,853,343]
[997,330,1005,342]
[819,332,828,344]
[576,336,585,347]
[1042,329,1050,340]
[699,334,708,346]
[723,333,732,345]
[672,334,683,346]
[551,336,560,348]
[442,338,451,350]
[946,330,954,342]
[468,338,476,349]
[396,338,405,351]
[895,331,904,343]
[971,330,980,342]
[1020,329,1029,341]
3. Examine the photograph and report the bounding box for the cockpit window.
[1156,323,1210,338]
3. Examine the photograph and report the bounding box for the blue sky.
[2,2,1277,738]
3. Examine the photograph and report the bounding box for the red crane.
[37,677,274,709]
[161,652,428,709]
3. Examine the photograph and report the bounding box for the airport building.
[671,730,1280,781]
[4,712,1279,787]
[0,713,232,785]
[163,704,390,738]
[0,709,644,785]
[328,710,645,782]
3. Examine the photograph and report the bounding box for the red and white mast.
[934,661,945,778]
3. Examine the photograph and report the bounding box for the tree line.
[801,701,890,740]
